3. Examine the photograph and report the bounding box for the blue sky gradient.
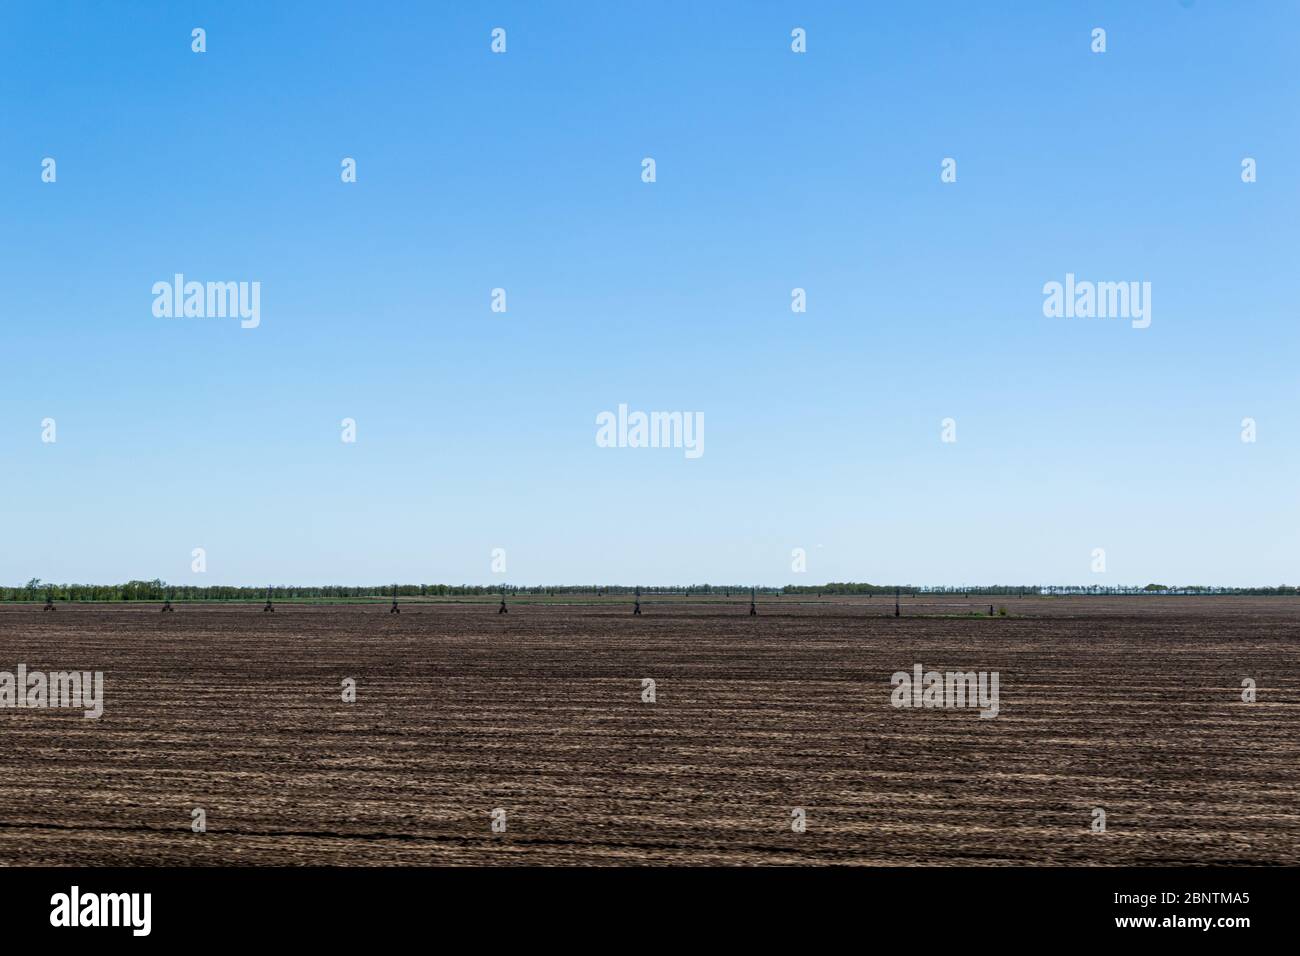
[1,1,1296,586]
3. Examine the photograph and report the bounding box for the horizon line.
[10,581,1298,593]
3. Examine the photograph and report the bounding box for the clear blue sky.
[1,1,1295,587]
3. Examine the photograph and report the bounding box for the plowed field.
[1,597,1296,865]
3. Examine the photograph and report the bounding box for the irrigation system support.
[894,588,900,618]
[162,592,174,613]
[633,586,642,616]
[749,587,757,616]
[390,584,400,614]
[498,587,508,615]
[263,586,274,613]
[43,591,55,612]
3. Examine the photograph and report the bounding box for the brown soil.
[1,596,1296,865]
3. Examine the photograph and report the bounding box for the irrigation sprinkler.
[749,587,757,616]
[498,586,508,615]
[633,586,642,616]
[390,584,400,615]
[263,586,274,613]
[43,590,55,612]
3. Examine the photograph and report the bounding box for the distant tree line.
[4,579,1296,602]
[785,583,1052,596]
[3,581,787,602]
[785,582,1298,597]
